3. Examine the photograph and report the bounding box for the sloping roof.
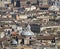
[0,37,7,42]
[0,18,13,21]
[43,21,60,27]
[39,5,50,8]
[37,35,55,40]
[0,29,4,32]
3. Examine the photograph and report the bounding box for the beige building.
[39,0,48,5]
[0,0,11,7]
[0,0,52,7]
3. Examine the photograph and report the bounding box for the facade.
[0,0,11,7]
[0,0,60,49]
[0,0,60,8]
[48,0,60,8]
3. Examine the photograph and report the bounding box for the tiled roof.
[37,35,55,40]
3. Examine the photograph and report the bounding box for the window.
[58,0,60,1]
[39,0,43,3]
[0,0,2,1]
[40,8,48,10]
[4,0,7,1]
[30,24,40,33]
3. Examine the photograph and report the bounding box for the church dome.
[22,24,34,36]
[22,30,34,36]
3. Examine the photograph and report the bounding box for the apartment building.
[48,0,60,8]
[0,0,60,8]
[0,0,48,7]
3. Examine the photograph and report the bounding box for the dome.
[49,5,59,11]
[22,24,34,36]
[22,30,34,36]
